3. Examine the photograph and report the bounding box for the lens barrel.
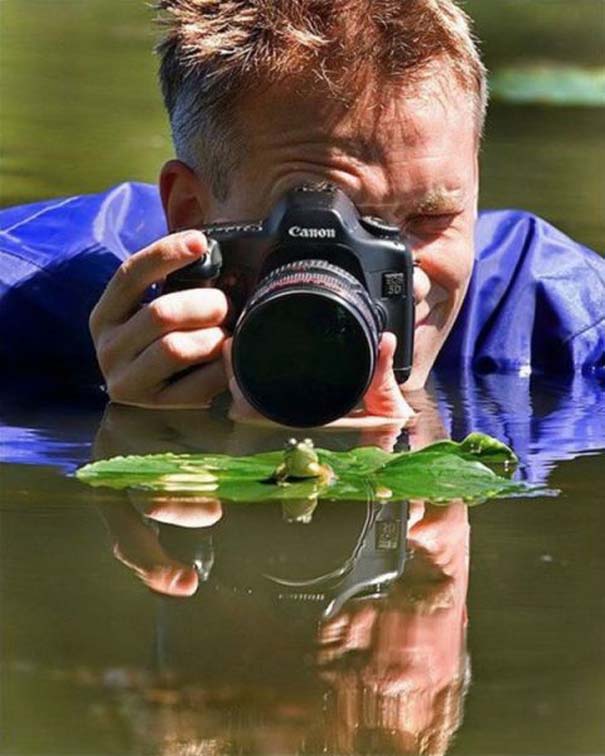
[232,260,383,427]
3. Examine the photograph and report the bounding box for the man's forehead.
[247,67,475,144]
[353,84,476,168]
[232,72,477,216]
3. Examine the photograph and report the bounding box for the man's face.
[198,72,478,391]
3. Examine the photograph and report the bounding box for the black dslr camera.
[165,184,414,427]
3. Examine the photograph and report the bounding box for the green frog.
[272,438,334,486]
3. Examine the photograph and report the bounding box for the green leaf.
[377,453,522,504]
[75,433,538,506]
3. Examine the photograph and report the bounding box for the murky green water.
[1,1,604,251]
[1,1,604,754]
[2,396,605,755]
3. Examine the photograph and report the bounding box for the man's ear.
[159,160,212,232]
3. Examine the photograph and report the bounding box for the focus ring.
[246,259,381,335]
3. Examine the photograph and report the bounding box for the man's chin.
[401,364,432,393]
[404,333,449,392]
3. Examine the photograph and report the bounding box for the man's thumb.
[363,332,413,419]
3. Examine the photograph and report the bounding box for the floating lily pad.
[76,433,538,506]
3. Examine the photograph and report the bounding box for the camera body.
[165,185,415,426]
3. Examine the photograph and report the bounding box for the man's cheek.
[416,239,474,294]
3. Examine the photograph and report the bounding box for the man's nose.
[413,264,431,304]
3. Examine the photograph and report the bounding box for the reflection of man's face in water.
[317,502,470,755]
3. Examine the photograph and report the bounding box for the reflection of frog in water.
[272,439,335,486]
[272,439,335,524]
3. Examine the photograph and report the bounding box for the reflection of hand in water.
[317,501,470,756]
[93,402,235,458]
[93,388,408,458]
[98,491,222,597]
[357,385,450,452]
[93,404,226,597]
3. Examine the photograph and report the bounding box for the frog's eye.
[286,438,298,449]
[303,438,314,448]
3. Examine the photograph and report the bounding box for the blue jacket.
[1,182,604,477]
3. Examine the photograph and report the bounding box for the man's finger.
[90,230,207,338]
[108,327,227,402]
[363,332,414,419]
[156,359,227,407]
[98,288,229,371]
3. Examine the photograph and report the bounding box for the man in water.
[87,0,490,420]
[3,0,604,421]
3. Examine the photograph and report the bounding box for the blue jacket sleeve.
[437,210,605,377]
[0,182,166,383]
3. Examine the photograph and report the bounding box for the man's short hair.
[156,0,488,201]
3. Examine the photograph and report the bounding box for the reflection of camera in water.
[152,499,409,723]
[164,184,415,427]
[160,499,408,620]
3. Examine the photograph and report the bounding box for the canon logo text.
[288,226,336,239]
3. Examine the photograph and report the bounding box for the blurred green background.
[0,0,603,249]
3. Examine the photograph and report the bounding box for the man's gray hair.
[156,0,488,201]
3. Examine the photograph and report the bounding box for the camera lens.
[232,260,383,427]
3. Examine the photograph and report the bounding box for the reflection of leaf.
[76,433,536,505]
[490,65,605,106]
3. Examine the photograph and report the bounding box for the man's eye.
[405,213,459,233]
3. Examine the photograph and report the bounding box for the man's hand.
[89,231,229,408]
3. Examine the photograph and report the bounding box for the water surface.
[2,377,604,754]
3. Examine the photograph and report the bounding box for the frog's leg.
[272,462,289,484]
